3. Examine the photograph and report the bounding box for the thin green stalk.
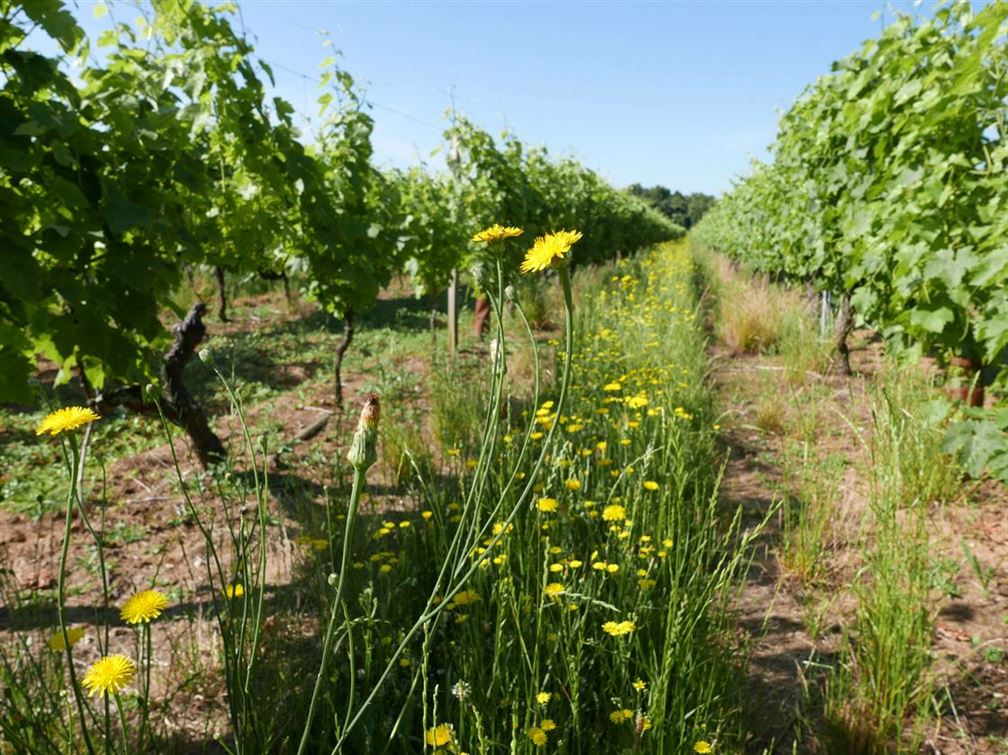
[112,693,129,754]
[296,464,367,755]
[56,437,96,755]
[333,263,577,752]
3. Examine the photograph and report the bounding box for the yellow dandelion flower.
[602,619,636,637]
[81,654,135,697]
[626,394,648,410]
[225,583,244,598]
[602,504,627,522]
[450,589,480,607]
[643,480,659,491]
[536,691,551,705]
[568,559,583,568]
[48,627,85,651]
[564,479,581,491]
[633,678,647,692]
[537,497,558,513]
[398,657,412,668]
[120,589,169,625]
[544,582,564,599]
[609,708,633,724]
[35,406,99,436]
[603,382,622,392]
[520,229,582,274]
[471,224,523,243]
[527,726,547,746]
[541,719,556,731]
[694,741,713,754]
[425,723,454,746]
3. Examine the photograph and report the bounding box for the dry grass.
[705,255,820,360]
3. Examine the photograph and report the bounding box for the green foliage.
[695,0,1008,481]
[627,184,714,229]
[696,2,1008,374]
[942,407,1008,485]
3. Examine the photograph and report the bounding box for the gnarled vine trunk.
[215,265,228,322]
[473,295,491,340]
[334,310,355,409]
[92,302,226,467]
[836,292,854,376]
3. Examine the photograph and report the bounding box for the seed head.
[347,394,380,471]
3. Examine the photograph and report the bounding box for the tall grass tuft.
[822,364,962,753]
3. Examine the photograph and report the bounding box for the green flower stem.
[333,263,576,751]
[297,463,367,755]
[57,437,96,755]
[112,692,129,754]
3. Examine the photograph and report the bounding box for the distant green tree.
[627,184,714,229]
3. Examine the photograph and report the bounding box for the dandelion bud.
[327,573,338,587]
[198,349,213,364]
[470,261,494,290]
[347,393,380,472]
[504,285,517,302]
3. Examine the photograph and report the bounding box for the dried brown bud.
[347,393,380,471]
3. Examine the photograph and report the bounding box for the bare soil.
[716,333,1008,754]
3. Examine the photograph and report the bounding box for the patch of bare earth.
[714,335,1008,754]
[0,288,454,749]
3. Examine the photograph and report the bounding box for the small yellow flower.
[537,497,558,513]
[536,691,551,705]
[120,589,169,624]
[81,654,135,697]
[602,619,636,637]
[643,480,659,491]
[602,504,627,522]
[564,479,581,491]
[225,583,244,598]
[527,726,547,746]
[603,382,622,392]
[425,723,454,746]
[626,394,648,410]
[398,657,412,668]
[609,708,633,724]
[449,589,480,607]
[694,741,713,754]
[48,627,85,651]
[472,224,523,243]
[541,719,556,731]
[421,510,433,520]
[544,582,564,599]
[520,229,582,273]
[35,406,99,436]
[633,678,647,692]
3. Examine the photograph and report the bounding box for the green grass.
[1,242,760,754]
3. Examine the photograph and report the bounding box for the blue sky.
[65,0,930,194]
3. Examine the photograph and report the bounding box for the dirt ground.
[2,291,1006,753]
[717,333,1008,754]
